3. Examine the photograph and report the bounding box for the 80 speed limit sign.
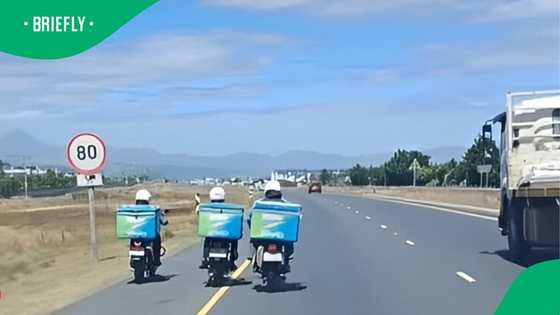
[66,133,107,175]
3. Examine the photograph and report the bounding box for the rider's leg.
[153,235,162,266]
[281,242,294,273]
[199,238,210,269]
[285,242,294,263]
[229,240,239,271]
[251,240,262,271]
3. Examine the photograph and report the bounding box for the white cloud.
[0,110,47,120]
[474,0,559,22]
[78,102,489,155]
[0,31,287,116]
[417,24,559,74]
[206,0,309,10]
[203,0,559,20]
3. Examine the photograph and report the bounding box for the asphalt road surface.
[56,190,539,315]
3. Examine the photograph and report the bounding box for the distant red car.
[308,182,322,194]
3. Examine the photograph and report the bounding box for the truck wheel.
[507,199,529,260]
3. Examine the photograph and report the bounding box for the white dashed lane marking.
[365,216,371,220]
[380,224,388,229]
[456,271,476,283]
[405,240,415,246]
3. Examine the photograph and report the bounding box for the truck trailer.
[486,90,560,260]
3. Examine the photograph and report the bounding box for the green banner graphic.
[0,0,158,59]
[494,260,560,315]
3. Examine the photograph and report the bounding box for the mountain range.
[0,129,466,179]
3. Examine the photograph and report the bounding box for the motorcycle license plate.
[209,252,228,258]
[263,252,283,262]
[129,247,145,256]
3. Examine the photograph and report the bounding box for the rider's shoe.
[198,260,209,269]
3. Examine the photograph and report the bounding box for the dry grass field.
[0,183,249,315]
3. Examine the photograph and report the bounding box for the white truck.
[486,90,560,259]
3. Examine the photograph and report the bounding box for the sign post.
[66,133,107,261]
[477,164,492,188]
[87,186,97,259]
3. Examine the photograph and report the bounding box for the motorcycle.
[254,241,290,288]
[129,238,165,283]
[206,239,234,286]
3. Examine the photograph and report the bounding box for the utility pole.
[409,158,420,187]
[413,163,417,187]
[24,173,28,200]
[383,166,387,187]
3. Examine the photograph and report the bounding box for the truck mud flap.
[524,198,559,247]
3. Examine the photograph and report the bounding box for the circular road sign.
[66,133,107,175]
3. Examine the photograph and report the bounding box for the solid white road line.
[456,271,476,283]
[368,196,497,221]
[380,224,388,229]
[365,216,371,220]
[405,240,415,246]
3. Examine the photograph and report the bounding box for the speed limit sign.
[66,133,107,175]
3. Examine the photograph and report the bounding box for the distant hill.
[0,129,466,179]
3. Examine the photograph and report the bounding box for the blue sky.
[0,0,558,155]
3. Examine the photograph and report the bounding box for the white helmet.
[264,180,281,194]
[209,187,226,202]
[135,189,152,202]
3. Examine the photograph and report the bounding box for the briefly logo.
[23,16,94,33]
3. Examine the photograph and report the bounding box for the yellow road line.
[196,259,251,315]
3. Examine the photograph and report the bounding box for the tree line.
[0,161,76,198]
[319,134,500,187]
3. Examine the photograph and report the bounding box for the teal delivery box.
[116,205,160,239]
[197,203,244,240]
[250,200,302,242]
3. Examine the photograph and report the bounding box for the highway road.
[56,190,536,315]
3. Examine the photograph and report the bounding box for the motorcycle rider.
[198,186,239,271]
[135,189,168,267]
[249,180,294,273]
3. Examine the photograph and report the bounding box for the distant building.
[2,165,50,177]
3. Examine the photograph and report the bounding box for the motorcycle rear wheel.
[134,268,145,284]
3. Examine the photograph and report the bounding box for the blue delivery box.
[250,200,302,242]
[197,203,244,240]
[116,205,160,239]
